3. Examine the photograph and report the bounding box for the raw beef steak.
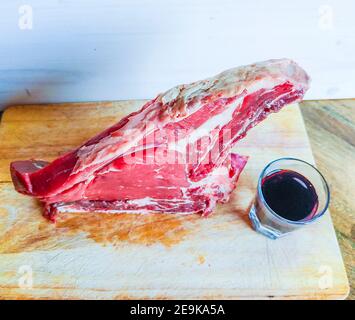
[10,59,310,221]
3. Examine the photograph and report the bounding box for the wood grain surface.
[0,101,350,299]
[300,99,355,300]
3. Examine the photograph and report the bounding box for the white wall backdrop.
[0,0,354,109]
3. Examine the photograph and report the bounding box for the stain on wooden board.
[0,196,201,253]
[56,212,199,248]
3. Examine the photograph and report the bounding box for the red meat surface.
[10,59,310,221]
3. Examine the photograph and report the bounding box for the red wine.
[261,169,319,221]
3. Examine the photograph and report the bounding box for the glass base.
[249,206,288,240]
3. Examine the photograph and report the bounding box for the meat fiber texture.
[10,59,310,221]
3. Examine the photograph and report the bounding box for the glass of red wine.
[249,158,330,239]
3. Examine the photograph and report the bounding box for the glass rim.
[257,157,330,226]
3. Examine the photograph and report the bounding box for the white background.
[0,0,354,109]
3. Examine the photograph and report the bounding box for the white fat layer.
[186,166,230,190]
[172,97,243,153]
[33,162,46,169]
[57,207,197,215]
[56,196,197,214]
[125,197,194,206]
[161,86,181,104]
[126,197,155,206]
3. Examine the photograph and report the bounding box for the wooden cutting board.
[0,101,349,299]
